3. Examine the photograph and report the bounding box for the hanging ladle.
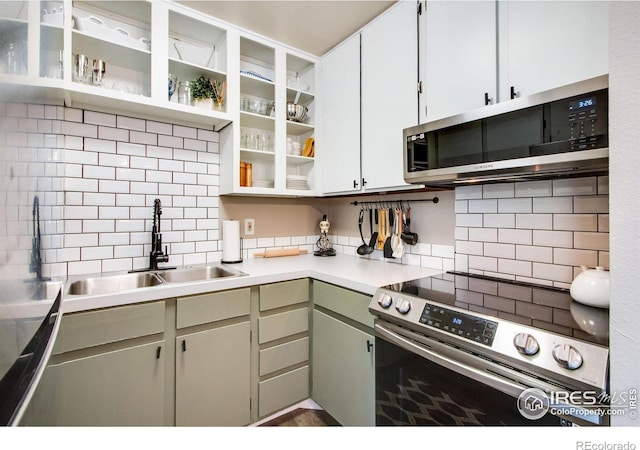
[357,208,375,255]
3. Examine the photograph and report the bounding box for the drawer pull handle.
[366,340,373,353]
[182,340,186,352]
[156,346,162,359]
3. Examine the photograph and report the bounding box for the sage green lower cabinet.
[175,288,251,426]
[175,322,250,426]
[311,281,375,426]
[257,279,310,418]
[21,301,166,426]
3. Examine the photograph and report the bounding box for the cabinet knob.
[353,179,359,189]
[484,92,492,105]
[510,86,518,99]
[362,178,367,187]
[366,340,373,353]
[156,346,162,359]
[181,340,187,352]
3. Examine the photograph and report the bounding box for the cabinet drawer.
[259,337,309,376]
[176,288,250,329]
[259,365,309,418]
[258,307,308,344]
[53,301,165,354]
[312,281,373,328]
[259,278,309,311]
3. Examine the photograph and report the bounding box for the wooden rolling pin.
[254,248,309,258]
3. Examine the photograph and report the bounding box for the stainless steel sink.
[157,265,246,283]
[66,272,164,296]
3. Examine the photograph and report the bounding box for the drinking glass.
[92,59,105,86]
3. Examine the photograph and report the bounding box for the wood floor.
[259,408,341,426]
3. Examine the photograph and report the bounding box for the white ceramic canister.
[569,265,610,308]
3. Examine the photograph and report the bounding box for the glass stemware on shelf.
[168,74,177,101]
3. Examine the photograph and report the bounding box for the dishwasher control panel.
[419,303,498,346]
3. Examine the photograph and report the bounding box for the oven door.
[375,321,585,426]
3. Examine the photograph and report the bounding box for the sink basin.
[66,272,164,296]
[157,265,246,283]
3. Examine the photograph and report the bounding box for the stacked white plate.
[286,175,309,190]
[253,179,273,188]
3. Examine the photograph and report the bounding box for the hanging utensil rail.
[350,197,439,208]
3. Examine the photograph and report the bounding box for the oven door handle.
[375,322,525,398]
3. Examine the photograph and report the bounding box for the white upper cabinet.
[318,34,361,195]
[361,0,417,192]
[419,0,609,122]
[498,1,609,101]
[419,1,497,123]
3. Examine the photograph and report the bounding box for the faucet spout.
[149,198,170,270]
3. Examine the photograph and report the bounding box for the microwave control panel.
[566,89,608,151]
[419,303,498,346]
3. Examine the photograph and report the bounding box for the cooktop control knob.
[513,332,540,356]
[552,344,583,370]
[378,293,393,309]
[395,298,411,314]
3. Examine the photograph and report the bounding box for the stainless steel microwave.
[404,75,609,186]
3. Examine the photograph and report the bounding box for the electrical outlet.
[245,218,255,235]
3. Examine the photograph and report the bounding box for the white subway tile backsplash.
[68,260,101,276]
[498,229,532,245]
[574,232,609,251]
[532,263,573,283]
[468,227,497,242]
[468,255,498,272]
[455,200,468,214]
[553,177,597,196]
[130,156,158,170]
[81,246,114,261]
[115,194,145,207]
[83,219,115,233]
[84,111,116,127]
[65,149,98,165]
[117,168,146,182]
[65,233,98,247]
[62,121,97,138]
[98,126,129,142]
[456,185,483,199]
[514,180,551,198]
[574,195,609,214]
[159,183,183,196]
[532,197,573,213]
[198,129,219,142]
[158,135,183,148]
[99,233,130,246]
[98,180,130,194]
[455,227,469,241]
[100,153,129,167]
[483,214,515,228]
[456,240,483,255]
[515,214,552,230]
[130,131,158,146]
[553,248,598,267]
[553,214,598,231]
[84,165,115,180]
[598,214,609,232]
[498,198,531,213]
[148,146,174,160]
[432,244,454,258]
[485,243,515,259]
[456,213,483,227]
[173,171,197,185]
[117,142,145,156]
[597,176,609,195]
[468,199,497,213]
[411,242,431,256]
[99,207,130,220]
[146,121,172,135]
[173,125,198,139]
[532,230,572,248]
[184,138,207,152]
[421,255,443,270]
[116,115,145,131]
[64,108,82,123]
[515,245,553,263]
[482,183,514,198]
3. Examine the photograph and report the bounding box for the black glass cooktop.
[382,271,609,345]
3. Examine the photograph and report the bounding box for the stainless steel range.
[369,271,610,426]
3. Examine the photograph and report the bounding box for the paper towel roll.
[222,220,242,263]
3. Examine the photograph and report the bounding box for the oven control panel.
[419,303,498,346]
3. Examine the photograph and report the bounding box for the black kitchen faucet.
[149,198,170,270]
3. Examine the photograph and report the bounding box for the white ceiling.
[177,0,397,56]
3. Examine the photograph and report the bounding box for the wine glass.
[168,74,177,101]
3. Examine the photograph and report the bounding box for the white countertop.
[61,254,443,314]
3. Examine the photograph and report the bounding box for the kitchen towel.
[221,220,242,263]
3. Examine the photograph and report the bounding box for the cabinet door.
[420,1,497,122]
[361,1,417,192]
[22,341,166,426]
[312,310,374,426]
[498,1,608,101]
[175,321,250,426]
[319,34,361,194]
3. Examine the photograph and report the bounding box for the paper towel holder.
[222,236,243,264]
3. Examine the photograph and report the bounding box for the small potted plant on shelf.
[191,76,226,111]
